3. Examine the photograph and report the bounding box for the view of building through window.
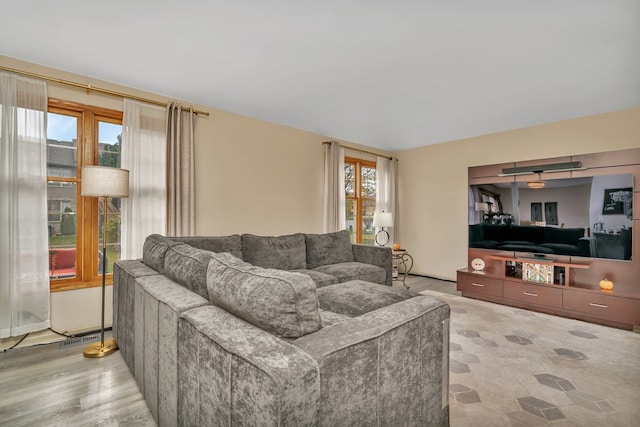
[345,157,376,245]
[47,112,78,280]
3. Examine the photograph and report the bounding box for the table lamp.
[372,211,393,246]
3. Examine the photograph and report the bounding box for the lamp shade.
[81,166,130,198]
[527,181,545,189]
[372,211,393,228]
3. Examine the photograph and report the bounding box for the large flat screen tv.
[469,173,633,261]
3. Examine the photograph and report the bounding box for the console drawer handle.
[523,292,538,297]
[589,302,608,308]
[471,283,485,287]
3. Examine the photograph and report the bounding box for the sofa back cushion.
[169,235,243,259]
[241,233,306,270]
[142,234,185,274]
[304,230,354,269]
[481,224,510,242]
[207,252,321,338]
[510,225,544,244]
[164,244,215,299]
[543,227,584,245]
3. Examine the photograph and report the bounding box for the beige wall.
[0,55,390,339]
[2,54,639,338]
[397,107,640,281]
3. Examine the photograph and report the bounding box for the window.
[47,99,123,291]
[345,157,376,244]
[479,187,503,213]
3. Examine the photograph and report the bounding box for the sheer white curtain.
[121,99,167,259]
[323,141,346,232]
[0,72,50,338]
[469,185,482,224]
[375,156,398,245]
[166,102,196,237]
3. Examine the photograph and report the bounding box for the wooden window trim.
[345,157,376,244]
[48,99,122,292]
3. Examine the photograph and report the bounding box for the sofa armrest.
[351,243,392,286]
[177,305,320,426]
[113,259,161,371]
[293,296,450,427]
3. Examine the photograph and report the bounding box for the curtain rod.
[322,141,393,160]
[0,65,210,116]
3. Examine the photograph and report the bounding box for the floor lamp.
[81,166,129,358]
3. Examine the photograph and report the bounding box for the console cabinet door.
[457,272,503,298]
[563,291,640,325]
[503,280,563,309]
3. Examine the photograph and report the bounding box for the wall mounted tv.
[468,173,633,261]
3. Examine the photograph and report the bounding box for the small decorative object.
[393,243,401,250]
[599,278,614,290]
[471,258,485,272]
[522,262,554,284]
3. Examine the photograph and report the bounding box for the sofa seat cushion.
[207,252,322,338]
[291,269,339,288]
[500,240,537,246]
[316,280,419,317]
[498,244,554,254]
[241,233,307,270]
[319,309,350,327]
[170,235,243,259]
[164,244,216,299]
[312,262,386,285]
[143,234,186,275]
[304,230,354,269]
[470,240,499,249]
[540,243,581,256]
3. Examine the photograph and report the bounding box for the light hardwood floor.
[0,276,454,427]
[0,333,155,427]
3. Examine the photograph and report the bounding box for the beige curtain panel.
[166,102,196,236]
[322,141,346,233]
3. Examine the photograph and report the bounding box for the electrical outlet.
[597,217,603,223]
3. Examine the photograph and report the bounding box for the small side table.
[392,249,413,289]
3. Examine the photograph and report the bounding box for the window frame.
[345,156,377,244]
[478,187,503,213]
[48,99,123,292]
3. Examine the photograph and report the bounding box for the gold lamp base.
[83,339,119,358]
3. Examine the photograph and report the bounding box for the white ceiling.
[2,1,639,151]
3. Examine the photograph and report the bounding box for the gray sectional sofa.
[114,230,450,426]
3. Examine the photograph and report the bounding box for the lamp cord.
[2,327,113,353]
[3,328,73,352]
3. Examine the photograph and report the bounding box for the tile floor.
[401,275,640,427]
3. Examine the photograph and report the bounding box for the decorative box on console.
[522,262,554,284]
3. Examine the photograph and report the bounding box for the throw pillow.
[164,244,217,299]
[304,230,354,269]
[207,252,321,338]
[142,234,185,275]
